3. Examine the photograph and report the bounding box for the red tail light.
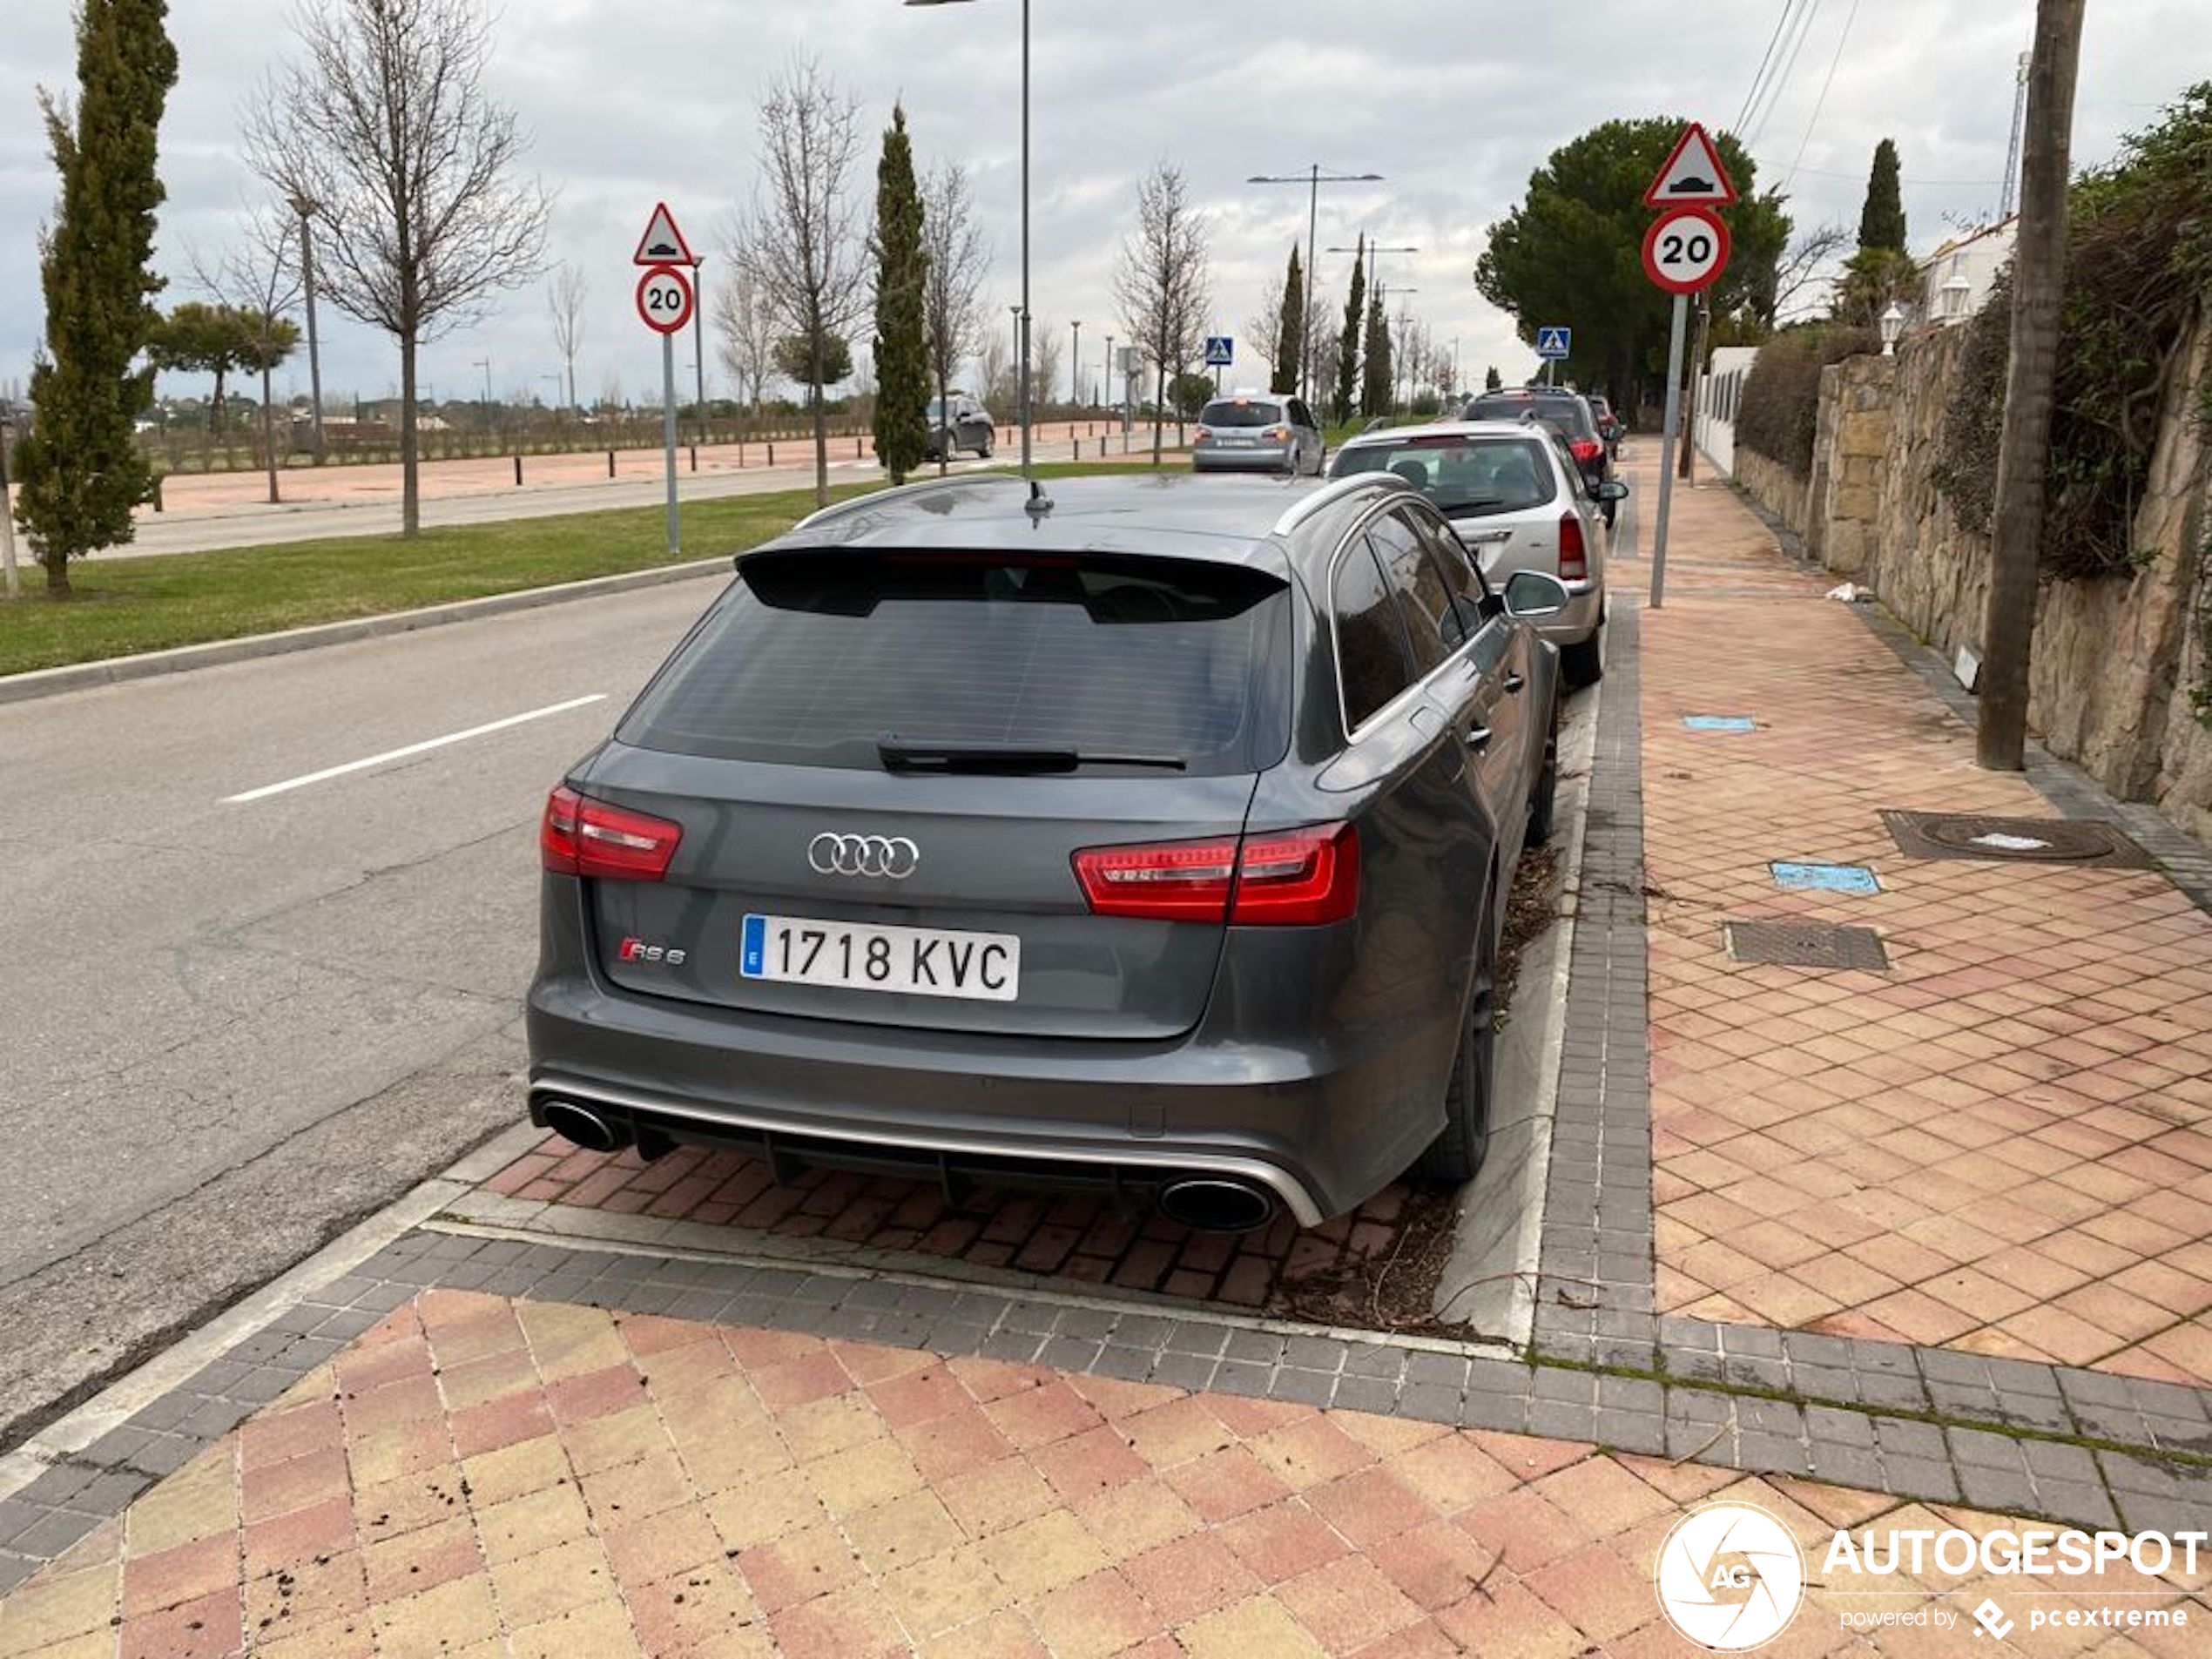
[541,786,682,881]
[1559,512,1588,582]
[1264,426,1291,442]
[1072,824,1359,925]
[1194,425,1213,443]
[1569,438,1602,464]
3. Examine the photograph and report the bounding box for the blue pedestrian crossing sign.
[1535,326,1572,360]
[1204,335,1234,368]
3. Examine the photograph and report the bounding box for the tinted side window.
[1288,399,1315,430]
[1369,509,1456,672]
[1332,539,1416,732]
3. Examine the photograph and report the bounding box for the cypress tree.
[1361,292,1392,417]
[1858,138,1907,252]
[1271,245,1302,395]
[870,104,930,485]
[13,0,178,595]
[1332,236,1365,424]
[1485,364,1503,391]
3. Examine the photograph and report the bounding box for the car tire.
[1561,625,1604,689]
[1415,895,1497,1187]
[978,438,994,460]
[1527,707,1560,846]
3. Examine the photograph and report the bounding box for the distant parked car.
[1460,387,1615,525]
[924,394,994,461]
[1191,392,1325,476]
[526,471,1569,1231]
[1329,419,1622,686]
[1587,395,1623,458]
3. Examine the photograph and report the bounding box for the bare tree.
[737,55,868,507]
[246,0,549,536]
[1112,162,1211,463]
[711,265,776,418]
[1244,307,1285,386]
[1767,222,1850,324]
[546,262,586,413]
[1030,317,1062,418]
[194,204,303,506]
[920,160,988,475]
[975,329,1010,415]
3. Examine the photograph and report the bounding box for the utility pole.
[691,255,709,446]
[1978,0,2084,771]
[1678,294,1710,483]
[1070,320,1081,406]
[289,192,326,462]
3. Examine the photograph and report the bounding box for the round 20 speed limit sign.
[636,262,695,334]
[1642,206,1730,294]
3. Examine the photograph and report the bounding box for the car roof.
[753,473,1419,572]
[1338,419,1553,448]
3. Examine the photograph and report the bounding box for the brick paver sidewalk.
[3,1288,2202,1658]
[1635,455,2212,1385]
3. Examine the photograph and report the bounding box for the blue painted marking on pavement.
[1683,716,1757,732]
[1770,862,1881,894]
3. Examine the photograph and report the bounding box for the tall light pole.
[474,357,493,438]
[907,0,1033,485]
[1069,320,1081,407]
[287,191,326,462]
[1103,332,1113,413]
[1248,165,1383,405]
[691,254,709,445]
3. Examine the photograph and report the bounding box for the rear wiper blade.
[878,736,1186,773]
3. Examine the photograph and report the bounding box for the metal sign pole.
[1649,291,1689,609]
[662,328,679,556]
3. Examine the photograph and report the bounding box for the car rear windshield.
[1463,395,1596,442]
[1333,437,1558,517]
[618,550,1291,775]
[1198,400,1282,428]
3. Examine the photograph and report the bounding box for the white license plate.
[740,914,1020,1001]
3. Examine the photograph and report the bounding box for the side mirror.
[1503,570,1570,619]
[1595,480,1629,502]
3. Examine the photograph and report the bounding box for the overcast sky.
[3,0,2205,412]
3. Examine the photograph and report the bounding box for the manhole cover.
[1882,811,2151,868]
[1726,920,1891,972]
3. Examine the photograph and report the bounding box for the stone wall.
[1730,319,2212,842]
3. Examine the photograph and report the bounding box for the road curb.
[0,555,733,707]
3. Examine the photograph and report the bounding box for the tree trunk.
[1977,0,2084,771]
[810,331,829,508]
[397,329,421,537]
[262,362,281,505]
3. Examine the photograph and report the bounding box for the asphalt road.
[0,575,725,1443]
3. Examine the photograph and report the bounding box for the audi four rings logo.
[809,833,921,879]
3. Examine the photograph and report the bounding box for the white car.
[1327,420,1622,685]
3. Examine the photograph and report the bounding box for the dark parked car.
[1191,392,1325,475]
[1587,395,1623,458]
[528,473,1567,1231]
[1462,387,1615,524]
[923,394,994,461]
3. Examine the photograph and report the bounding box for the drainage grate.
[1726,920,1891,972]
[1882,811,2152,869]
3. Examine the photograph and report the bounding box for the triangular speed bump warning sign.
[634,202,697,267]
[1643,123,1738,208]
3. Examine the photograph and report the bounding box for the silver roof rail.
[1270,472,1401,538]
[785,473,1022,536]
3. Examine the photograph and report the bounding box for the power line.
[1734,0,1803,133]
[1745,0,1824,146]
[1784,0,1861,190]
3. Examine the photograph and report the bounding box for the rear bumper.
[525,974,1389,1223]
[1193,446,1294,472]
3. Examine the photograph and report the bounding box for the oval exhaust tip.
[539,1098,631,1155]
[1157,1177,1277,1234]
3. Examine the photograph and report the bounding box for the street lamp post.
[1070,320,1081,408]
[1879,302,1905,356]
[474,357,493,440]
[691,254,709,444]
[1248,165,1384,404]
[908,0,1033,486]
[1103,333,1113,415]
[287,191,326,462]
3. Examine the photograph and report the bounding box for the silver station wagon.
[527,473,1566,1231]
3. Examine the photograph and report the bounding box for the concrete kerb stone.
[0,554,733,707]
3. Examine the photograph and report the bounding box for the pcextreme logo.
[1654,1501,1807,1651]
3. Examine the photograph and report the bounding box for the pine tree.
[1332,236,1365,423]
[870,104,930,485]
[1270,245,1302,395]
[1858,138,1907,252]
[1360,292,1392,417]
[13,0,178,595]
[1485,364,1502,391]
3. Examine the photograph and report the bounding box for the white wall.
[1694,345,1760,475]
